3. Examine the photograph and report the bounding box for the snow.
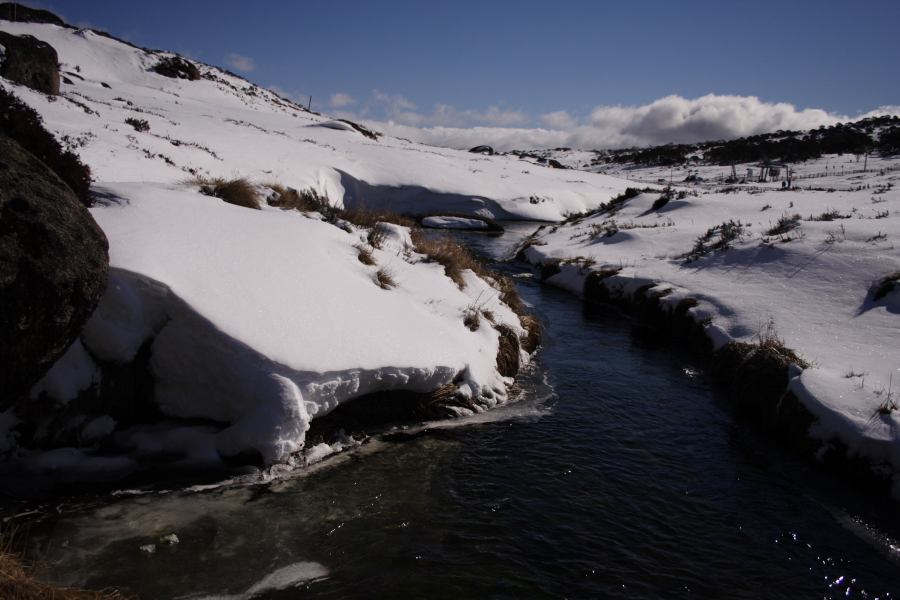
[0,20,547,476]
[522,162,900,481]
[195,562,329,600]
[30,340,98,404]
[0,21,629,221]
[422,216,490,230]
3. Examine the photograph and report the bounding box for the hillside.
[1,16,616,486]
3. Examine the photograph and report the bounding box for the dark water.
[28,224,900,599]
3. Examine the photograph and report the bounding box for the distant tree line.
[595,115,900,167]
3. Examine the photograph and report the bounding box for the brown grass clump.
[0,536,131,600]
[375,268,396,289]
[266,183,327,213]
[355,244,376,266]
[341,206,416,229]
[410,229,488,288]
[463,308,481,331]
[367,226,387,250]
[194,176,260,209]
[494,324,521,377]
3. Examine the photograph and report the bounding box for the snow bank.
[523,167,900,482]
[33,183,521,465]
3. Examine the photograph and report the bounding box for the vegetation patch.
[0,87,93,206]
[1,534,131,599]
[194,176,260,209]
[337,118,381,140]
[375,267,396,289]
[807,208,851,222]
[124,117,149,132]
[410,229,488,288]
[683,220,747,261]
[494,324,521,377]
[872,271,900,301]
[355,244,376,266]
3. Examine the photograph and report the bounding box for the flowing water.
[20,224,900,598]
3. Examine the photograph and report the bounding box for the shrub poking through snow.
[124,117,149,132]
[807,208,850,222]
[375,268,396,289]
[494,324,521,377]
[340,206,416,229]
[0,532,131,599]
[194,176,260,209]
[872,271,900,301]
[336,118,381,140]
[410,229,488,288]
[151,56,200,80]
[367,226,386,250]
[684,220,746,261]
[355,244,376,266]
[463,307,480,331]
[765,213,801,236]
[266,183,326,213]
[0,87,93,206]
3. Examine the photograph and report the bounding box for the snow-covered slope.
[522,174,900,487]
[0,21,628,221]
[0,19,569,479]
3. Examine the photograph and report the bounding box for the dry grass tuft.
[375,268,397,289]
[410,230,488,288]
[266,183,328,213]
[355,244,376,266]
[367,226,387,250]
[341,206,416,229]
[193,176,260,209]
[0,534,132,600]
[463,308,481,331]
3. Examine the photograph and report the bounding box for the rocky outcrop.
[151,56,200,81]
[0,3,66,25]
[0,136,108,407]
[0,31,60,94]
[469,145,494,155]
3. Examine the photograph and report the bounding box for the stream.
[18,224,900,599]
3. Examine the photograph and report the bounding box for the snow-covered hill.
[2,18,606,482]
[0,21,628,221]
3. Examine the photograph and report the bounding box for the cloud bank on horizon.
[325,92,899,151]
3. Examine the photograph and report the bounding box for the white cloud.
[224,52,256,73]
[330,92,355,108]
[353,94,899,151]
[540,110,576,130]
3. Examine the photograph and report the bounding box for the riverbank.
[516,175,900,497]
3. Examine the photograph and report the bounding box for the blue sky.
[25,0,900,148]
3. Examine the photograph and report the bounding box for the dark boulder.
[0,2,65,25]
[151,56,200,81]
[547,159,567,169]
[0,136,108,408]
[0,31,60,94]
[468,145,494,155]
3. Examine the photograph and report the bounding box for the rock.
[0,136,108,408]
[468,145,494,155]
[547,159,567,169]
[0,3,66,26]
[159,533,179,545]
[0,31,60,95]
[150,56,200,81]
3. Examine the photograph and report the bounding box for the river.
[21,224,900,599]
